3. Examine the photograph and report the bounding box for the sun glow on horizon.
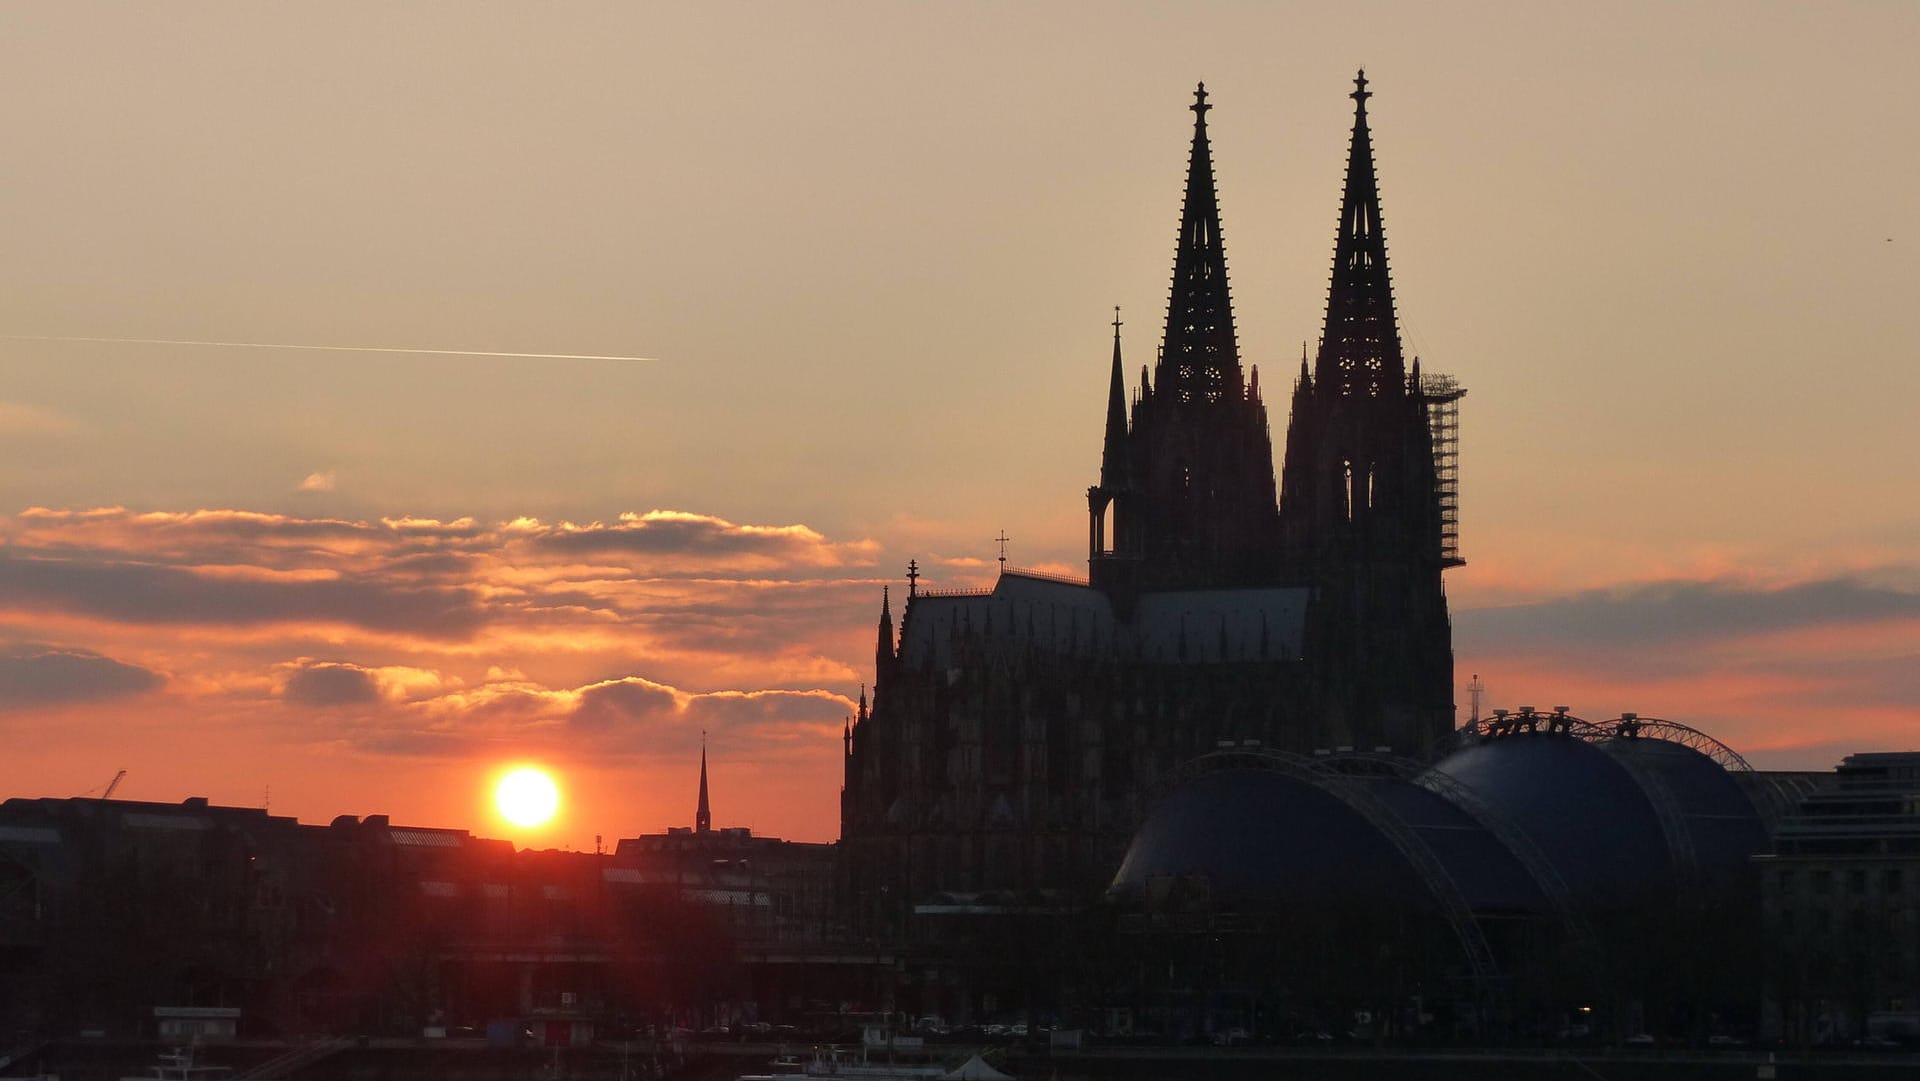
[494,766,560,829]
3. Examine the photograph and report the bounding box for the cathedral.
[841,75,1461,952]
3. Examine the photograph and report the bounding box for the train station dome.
[1108,765,1422,909]
[1109,717,1775,974]
[1422,723,1770,907]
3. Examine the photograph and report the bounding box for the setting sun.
[494,767,560,828]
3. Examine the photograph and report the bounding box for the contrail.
[1,334,657,363]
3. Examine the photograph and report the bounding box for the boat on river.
[737,1048,1010,1081]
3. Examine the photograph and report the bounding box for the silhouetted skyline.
[1,4,1914,848]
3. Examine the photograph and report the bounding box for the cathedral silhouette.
[841,75,1461,946]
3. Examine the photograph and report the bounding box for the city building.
[1759,751,1920,1044]
[0,752,849,1043]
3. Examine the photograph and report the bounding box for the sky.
[1,2,1915,848]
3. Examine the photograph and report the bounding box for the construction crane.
[78,769,127,799]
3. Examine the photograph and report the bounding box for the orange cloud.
[4,502,1910,845]
[1455,569,1919,768]
[0,503,880,840]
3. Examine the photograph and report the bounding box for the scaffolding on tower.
[1421,373,1466,567]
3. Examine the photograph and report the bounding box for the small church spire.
[1156,81,1244,407]
[1317,68,1404,400]
[695,735,711,834]
[875,585,894,665]
[1100,307,1129,488]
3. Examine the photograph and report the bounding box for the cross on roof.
[906,558,920,597]
[995,530,1011,568]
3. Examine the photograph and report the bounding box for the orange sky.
[1,4,1915,847]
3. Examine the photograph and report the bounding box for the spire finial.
[1192,81,1210,117]
[1112,305,1123,338]
[1352,69,1370,107]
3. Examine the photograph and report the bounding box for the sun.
[494,767,560,828]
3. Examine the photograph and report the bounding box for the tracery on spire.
[1156,82,1243,407]
[1316,69,1404,400]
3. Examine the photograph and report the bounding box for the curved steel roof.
[1423,729,1769,907]
[1109,766,1421,909]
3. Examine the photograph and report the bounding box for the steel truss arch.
[1443,709,1752,774]
[1315,751,1601,968]
[1590,715,1754,773]
[1443,709,1764,882]
[1161,749,1498,982]
[1408,768,1601,964]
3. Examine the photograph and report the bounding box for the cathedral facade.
[841,76,1459,950]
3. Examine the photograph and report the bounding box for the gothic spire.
[1100,308,1129,488]
[1316,69,1404,400]
[695,736,711,834]
[1156,82,1243,407]
[875,585,894,665]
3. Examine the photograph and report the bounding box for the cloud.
[0,506,887,701]
[1456,574,1920,656]
[0,501,878,841]
[532,510,879,571]
[569,679,850,751]
[297,471,337,492]
[0,548,489,638]
[0,644,163,709]
[269,667,856,762]
[573,677,681,730]
[1454,569,1920,768]
[281,661,382,706]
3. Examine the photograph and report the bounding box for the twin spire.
[1317,69,1405,399]
[1153,82,1244,408]
[1122,74,1399,409]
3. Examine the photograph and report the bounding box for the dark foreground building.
[0,765,851,1044]
[841,76,1461,1010]
[1106,714,1813,1041]
[1758,751,1920,1044]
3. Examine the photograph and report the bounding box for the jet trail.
[1,335,657,363]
